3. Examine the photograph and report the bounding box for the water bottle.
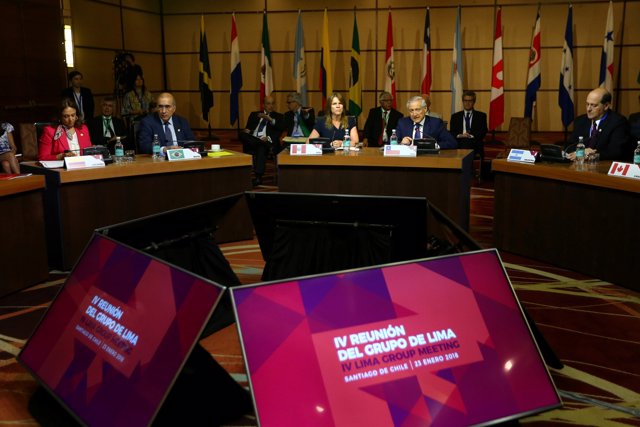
[343,129,351,153]
[634,141,640,165]
[152,134,161,159]
[389,129,398,145]
[114,136,124,163]
[575,136,585,166]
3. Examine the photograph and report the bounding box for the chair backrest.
[505,117,532,149]
[19,122,57,161]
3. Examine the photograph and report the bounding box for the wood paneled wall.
[45,0,640,132]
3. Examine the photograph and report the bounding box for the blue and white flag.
[558,5,574,128]
[293,10,307,106]
[450,6,463,116]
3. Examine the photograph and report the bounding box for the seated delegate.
[566,87,632,161]
[396,96,457,149]
[137,92,195,154]
[0,120,20,173]
[308,92,359,148]
[38,98,93,161]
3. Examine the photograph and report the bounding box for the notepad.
[39,160,65,169]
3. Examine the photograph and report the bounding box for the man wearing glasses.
[449,90,488,170]
[283,92,315,138]
[396,96,457,148]
[138,92,195,154]
[363,91,403,147]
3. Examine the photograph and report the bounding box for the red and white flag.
[421,8,432,95]
[384,11,396,108]
[489,7,504,131]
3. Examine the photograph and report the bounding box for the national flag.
[230,13,242,126]
[598,0,614,92]
[198,15,214,122]
[489,7,504,131]
[348,12,362,117]
[320,9,332,109]
[260,11,273,101]
[450,6,463,116]
[525,9,541,118]
[384,11,396,109]
[421,8,432,95]
[293,10,308,106]
[558,5,574,129]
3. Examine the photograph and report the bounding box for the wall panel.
[63,0,640,132]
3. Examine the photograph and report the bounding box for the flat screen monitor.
[231,249,561,426]
[245,192,429,280]
[18,233,225,427]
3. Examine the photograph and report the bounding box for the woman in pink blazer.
[38,98,93,161]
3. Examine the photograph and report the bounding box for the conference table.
[0,175,49,296]
[492,158,640,291]
[277,147,474,231]
[22,153,253,271]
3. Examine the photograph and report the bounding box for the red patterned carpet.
[1,139,639,426]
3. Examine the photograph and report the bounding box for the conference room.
[1,0,639,425]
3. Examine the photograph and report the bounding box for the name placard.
[608,162,640,180]
[167,149,202,161]
[290,144,323,156]
[64,155,106,170]
[383,145,417,157]
[507,149,537,164]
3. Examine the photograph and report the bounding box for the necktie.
[464,112,472,132]
[164,121,172,144]
[256,118,267,135]
[104,117,112,137]
[414,123,422,140]
[588,121,598,148]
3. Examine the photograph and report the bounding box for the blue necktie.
[257,118,267,134]
[465,112,472,132]
[414,123,422,140]
[164,121,172,144]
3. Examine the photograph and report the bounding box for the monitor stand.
[28,343,253,426]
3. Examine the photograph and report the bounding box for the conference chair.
[18,122,57,161]
[498,117,532,158]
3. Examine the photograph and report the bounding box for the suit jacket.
[363,107,403,147]
[60,87,95,121]
[87,115,127,147]
[244,110,284,145]
[449,110,488,142]
[283,108,315,137]
[568,111,631,161]
[138,113,195,154]
[396,116,458,149]
[38,124,92,160]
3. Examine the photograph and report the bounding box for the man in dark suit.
[239,96,284,186]
[363,91,403,147]
[449,90,488,166]
[87,97,128,151]
[566,87,631,161]
[397,96,457,149]
[61,70,95,121]
[138,92,195,154]
[283,92,314,138]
